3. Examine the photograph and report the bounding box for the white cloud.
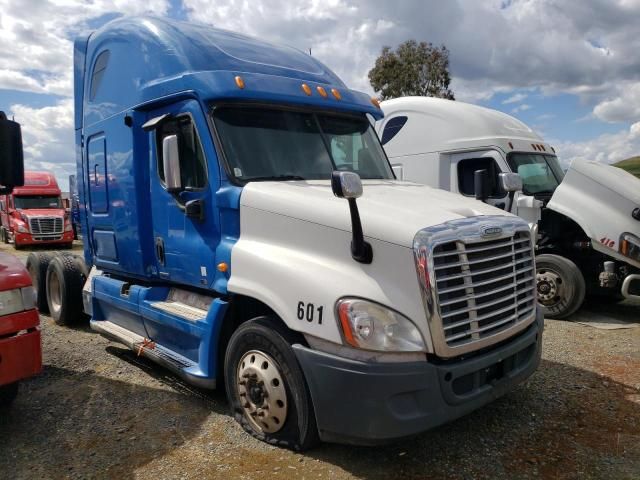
[554,121,640,167]
[593,82,640,123]
[503,93,528,104]
[0,0,170,96]
[512,104,532,113]
[8,99,75,190]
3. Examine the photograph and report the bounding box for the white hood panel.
[548,160,640,267]
[240,180,512,248]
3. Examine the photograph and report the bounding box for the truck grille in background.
[432,231,535,347]
[29,217,63,236]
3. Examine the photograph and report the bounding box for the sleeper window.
[156,116,207,190]
[90,50,110,102]
[380,116,408,145]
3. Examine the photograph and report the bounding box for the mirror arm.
[505,191,516,213]
[474,169,489,203]
[347,198,373,264]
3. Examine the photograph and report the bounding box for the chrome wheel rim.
[48,271,62,315]
[536,269,562,306]
[236,350,288,434]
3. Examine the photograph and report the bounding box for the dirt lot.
[1,242,639,480]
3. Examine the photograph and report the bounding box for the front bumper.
[622,273,640,300]
[14,230,74,246]
[0,309,42,385]
[294,310,543,445]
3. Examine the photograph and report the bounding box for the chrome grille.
[414,216,536,357]
[28,217,63,235]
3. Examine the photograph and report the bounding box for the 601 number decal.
[297,301,323,324]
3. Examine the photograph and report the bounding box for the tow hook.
[598,261,618,289]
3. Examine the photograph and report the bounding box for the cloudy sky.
[1,0,639,190]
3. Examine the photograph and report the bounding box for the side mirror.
[474,169,489,202]
[499,172,523,193]
[331,171,372,264]
[162,134,182,193]
[0,111,24,195]
[331,171,363,199]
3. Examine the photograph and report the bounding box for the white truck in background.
[377,96,640,319]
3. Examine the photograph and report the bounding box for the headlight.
[21,287,37,310]
[620,233,640,262]
[17,223,29,233]
[65,221,73,232]
[0,289,25,316]
[336,298,426,352]
[0,287,36,316]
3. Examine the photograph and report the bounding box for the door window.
[457,157,503,197]
[156,116,208,190]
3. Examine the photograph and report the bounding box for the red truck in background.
[0,111,42,406]
[0,171,74,249]
[0,252,41,405]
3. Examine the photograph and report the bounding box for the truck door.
[449,150,512,211]
[147,100,221,289]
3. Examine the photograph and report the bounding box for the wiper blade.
[242,175,307,182]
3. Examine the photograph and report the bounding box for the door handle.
[155,236,165,266]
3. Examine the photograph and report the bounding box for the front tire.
[45,254,88,326]
[536,254,586,319]
[224,317,319,451]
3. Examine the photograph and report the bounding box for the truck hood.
[0,253,32,291]
[239,180,513,248]
[18,209,65,217]
[548,160,640,266]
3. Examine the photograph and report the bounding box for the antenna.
[308,48,312,56]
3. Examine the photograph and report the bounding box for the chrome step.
[148,300,207,322]
[90,320,196,371]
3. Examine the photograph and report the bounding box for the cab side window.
[457,157,503,197]
[156,116,207,189]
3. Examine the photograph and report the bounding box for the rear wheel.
[26,252,54,313]
[0,382,19,407]
[224,317,319,451]
[536,254,586,319]
[46,254,88,326]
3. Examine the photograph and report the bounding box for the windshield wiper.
[242,175,307,182]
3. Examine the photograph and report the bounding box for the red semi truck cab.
[0,171,74,249]
[0,252,42,406]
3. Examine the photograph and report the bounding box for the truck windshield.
[212,106,394,182]
[14,195,62,209]
[507,153,565,195]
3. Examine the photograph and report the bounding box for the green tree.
[368,40,455,100]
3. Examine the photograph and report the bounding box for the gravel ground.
[1,242,639,480]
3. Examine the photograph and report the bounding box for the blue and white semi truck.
[35,17,543,449]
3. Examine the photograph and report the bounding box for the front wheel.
[224,317,318,451]
[536,254,586,319]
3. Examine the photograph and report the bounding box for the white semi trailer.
[378,96,640,319]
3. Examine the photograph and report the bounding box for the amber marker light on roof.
[301,83,312,96]
[331,88,341,100]
[371,97,381,108]
[234,76,245,89]
[217,262,229,273]
[317,86,328,98]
